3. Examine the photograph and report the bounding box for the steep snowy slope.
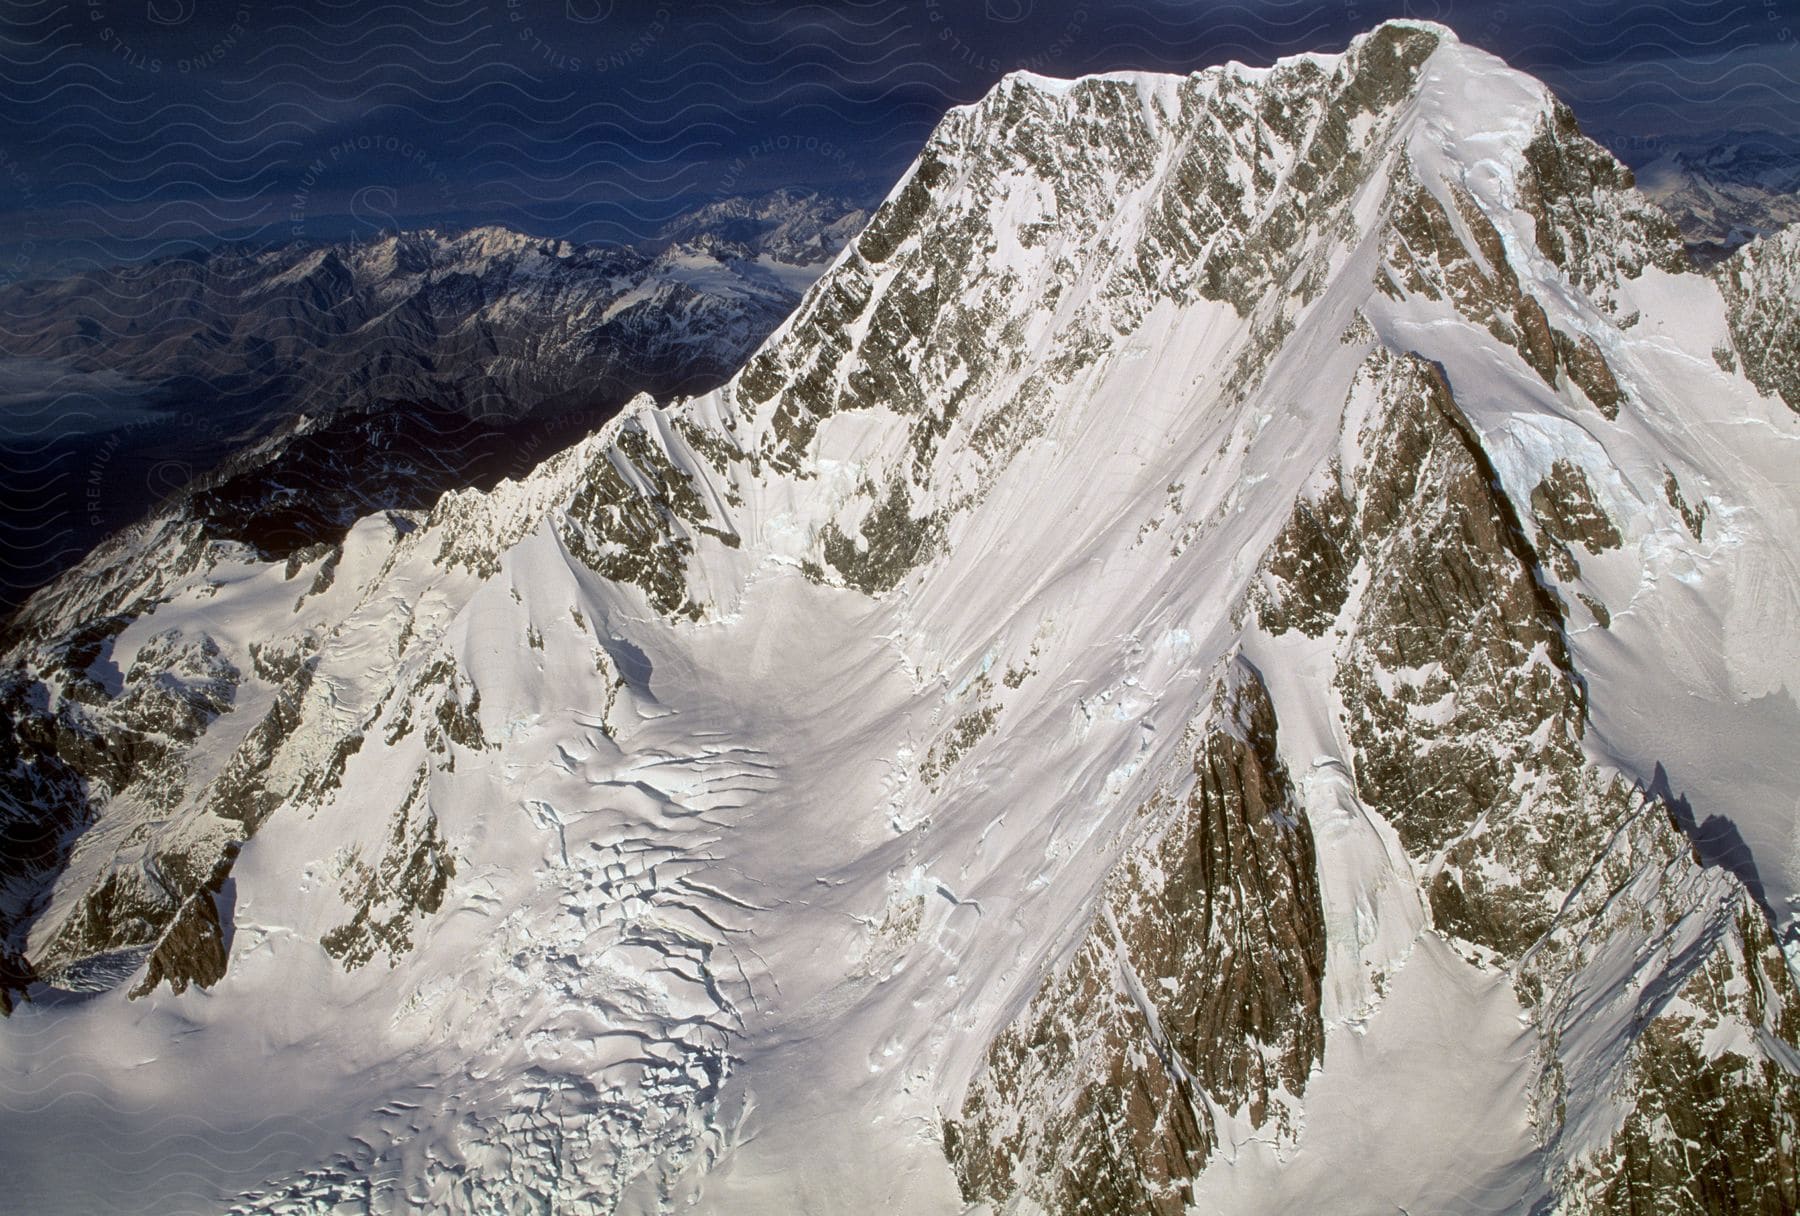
[2,21,1797,1215]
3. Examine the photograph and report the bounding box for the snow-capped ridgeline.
[1,21,1797,1215]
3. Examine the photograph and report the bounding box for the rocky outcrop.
[1251,479,1355,639]
[559,419,731,618]
[1719,226,1800,412]
[1257,352,1590,957]
[1516,102,1690,313]
[948,662,1325,1214]
[1532,459,1622,582]
[1663,469,1708,541]
[129,889,228,999]
[319,766,455,971]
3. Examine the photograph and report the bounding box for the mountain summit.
[2,21,1797,1214]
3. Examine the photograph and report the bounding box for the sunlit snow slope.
[2,21,1797,1216]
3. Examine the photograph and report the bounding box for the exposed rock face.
[1516,779,1800,1214]
[734,22,1459,579]
[1515,102,1690,313]
[129,889,228,999]
[0,193,869,610]
[1252,481,1355,639]
[0,20,1795,1216]
[1588,1012,1799,1215]
[559,418,730,618]
[1719,226,1800,413]
[1532,459,1622,584]
[1555,330,1626,418]
[948,661,1325,1213]
[1380,165,1632,419]
[319,766,455,970]
[1250,296,1798,1216]
[1663,469,1707,541]
[1,625,249,996]
[1253,352,1594,960]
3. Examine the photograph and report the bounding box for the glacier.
[0,20,1797,1215]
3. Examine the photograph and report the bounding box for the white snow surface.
[1,21,1797,1216]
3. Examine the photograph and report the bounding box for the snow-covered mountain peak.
[702,17,1681,605]
[2,21,1797,1216]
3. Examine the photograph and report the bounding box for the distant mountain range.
[1628,129,1800,264]
[6,135,1794,617]
[0,189,870,610]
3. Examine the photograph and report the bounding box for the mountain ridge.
[0,189,871,613]
[1,20,1797,1214]
[1631,129,1800,264]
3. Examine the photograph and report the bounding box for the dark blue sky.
[1,0,1796,275]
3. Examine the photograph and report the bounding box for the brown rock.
[129,891,228,999]
[947,662,1325,1214]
